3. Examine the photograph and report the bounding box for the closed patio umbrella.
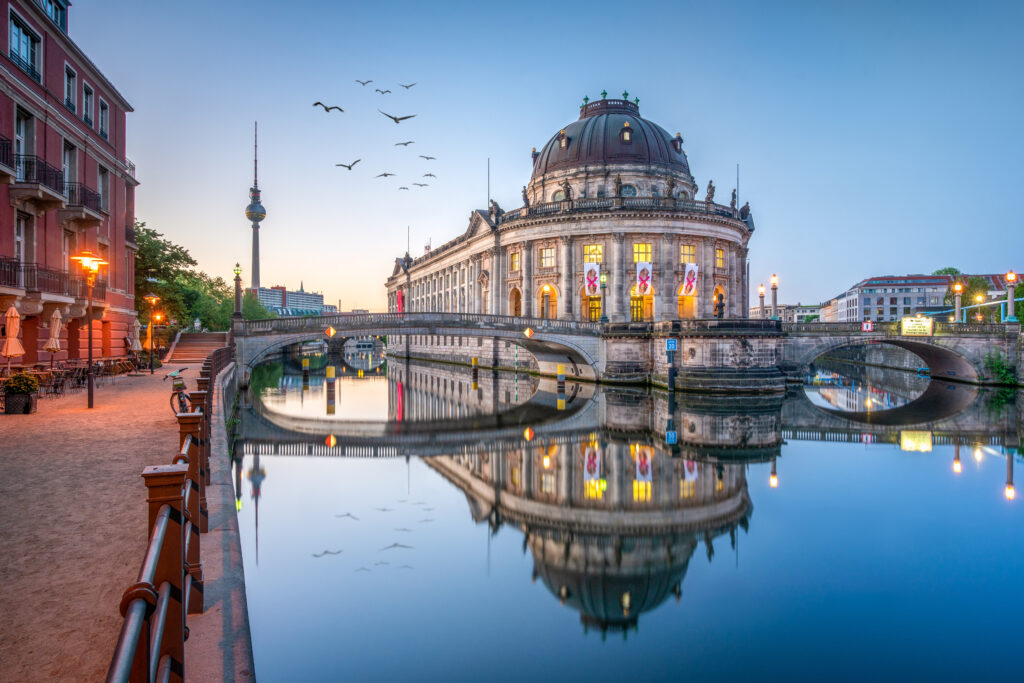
[44,309,62,369]
[130,318,143,352]
[2,306,26,372]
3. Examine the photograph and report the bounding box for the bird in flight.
[423,173,436,178]
[413,183,428,187]
[334,512,360,520]
[374,561,390,566]
[313,102,344,113]
[376,172,396,178]
[380,543,415,551]
[375,88,392,95]
[394,528,413,532]
[379,110,416,124]
[394,141,414,146]
[355,79,372,86]
[355,567,371,573]
[418,518,434,523]
[419,155,436,160]
[335,159,361,170]
[398,186,410,190]
[376,507,394,512]
[311,549,343,558]
[399,83,417,89]
[399,565,414,570]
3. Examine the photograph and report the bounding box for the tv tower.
[245,121,266,289]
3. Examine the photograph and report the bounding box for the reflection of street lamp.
[143,293,160,374]
[70,249,108,409]
[1006,453,1015,501]
[599,272,608,322]
[769,457,778,488]
[953,282,963,322]
[770,273,779,320]
[758,283,765,319]
[1005,270,1017,323]
[233,263,243,319]
[953,444,962,474]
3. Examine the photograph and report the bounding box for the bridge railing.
[240,312,603,335]
[783,321,1017,336]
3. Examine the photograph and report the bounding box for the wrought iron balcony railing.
[0,260,106,300]
[13,154,64,193]
[64,182,104,213]
[8,50,41,83]
[0,135,11,168]
[125,224,137,244]
[0,257,21,288]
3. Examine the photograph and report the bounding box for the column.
[522,240,534,318]
[610,234,626,322]
[558,236,573,320]
[657,235,674,321]
[700,238,714,318]
[740,246,749,318]
[490,246,503,316]
[473,256,482,313]
[728,247,739,318]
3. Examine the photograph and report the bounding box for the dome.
[531,99,690,181]
[245,186,266,222]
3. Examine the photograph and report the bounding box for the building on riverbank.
[386,96,756,323]
[0,0,138,365]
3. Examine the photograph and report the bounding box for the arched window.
[552,190,565,202]
[621,184,637,197]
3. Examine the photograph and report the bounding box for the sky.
[73,0,1024,310]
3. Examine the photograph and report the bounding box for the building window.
[99,101,109,140]
[620,184,637,197]
[903,307,911,314]
[540,247,555,268]
[83,85,94,126]
[98,166,108,210]
[633,242,651,263]
[889,297,897,305]
[583,244,603,263]
[680,479,695,499]
[551,190,565,201]
[715,248,725,269]
[620,122,632,144]
[680,244,695,263]
[64,67,76,112]
[557,129,568,149]
[39,0,67,31]
[10,16,40,82]
[903,297,911,305]
[510,252,520,272]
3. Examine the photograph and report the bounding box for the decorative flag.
[636,446,653,483]
[681,263,699,297]
[584,262,601,297]
[683,459,700,482]
[584,443,601,482]
[636,262,653,296]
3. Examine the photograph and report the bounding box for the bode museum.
[386,94,755,323]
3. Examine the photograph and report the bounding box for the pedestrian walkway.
[0,369,193,680]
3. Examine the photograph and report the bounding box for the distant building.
[823,273,1015,323]
[748,302,819,322]
[249,281,327,316]
[322,303,338,313]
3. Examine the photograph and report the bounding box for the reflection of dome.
[531,99,690,181]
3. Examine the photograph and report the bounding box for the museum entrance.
[677,284,698,319]
[509,288,522,317]
[630,284,654,322]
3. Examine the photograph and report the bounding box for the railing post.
[177,411,207,547]
[142,464,187,683]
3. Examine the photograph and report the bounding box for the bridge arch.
[791,337,980,383]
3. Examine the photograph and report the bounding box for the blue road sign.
[666,430,677,445]
[666,339,678,352]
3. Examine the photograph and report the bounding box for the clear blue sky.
[74,0,1023,310]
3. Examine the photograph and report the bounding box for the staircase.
[167,332,229,363]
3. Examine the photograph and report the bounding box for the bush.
[983,351,1017,384]
[5,372,39,394]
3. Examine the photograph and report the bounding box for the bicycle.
[164,367,191,414]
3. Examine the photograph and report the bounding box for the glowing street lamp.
[1005,270,1017,323]
[143,293,160,374]
[758,283,766,319]
[953,282,963,322]
[70,249,108,408]
[770,273,779,320]
[599,272,608,322]
[232,263,243,319]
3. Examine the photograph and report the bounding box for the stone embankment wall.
[821,345,926,373]
[387,334,538,373]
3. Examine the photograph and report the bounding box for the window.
[889,297,897,305]
[99,100,109,140]
[557,129,568,149]
[903,307,911,314]
[890,307,897,316]
[680,479,695,499]
[10,16,40,82]
[620,184,637,197]
[903,297,911,305]
[14,111,31,180]
[97,166,108,210]
[64,66,76,112]
[863,297,871,305]
[620,122,632,144]
[680,244,695,263]
[510,252,520,272]
[583,244,603,263]
[540,247,555,268]
[551,190,565,201]
[39,0,67,31]
[83,85,94,126]
[632,242,651,263]
[715,248,725,269]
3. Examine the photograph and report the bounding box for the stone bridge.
[231,314,1022,388]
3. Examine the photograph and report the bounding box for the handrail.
[240,311,603,336]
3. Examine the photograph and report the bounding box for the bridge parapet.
[238,312,602,337]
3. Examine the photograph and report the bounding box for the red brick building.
[0,0,137,365]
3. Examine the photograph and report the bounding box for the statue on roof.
[705,180,715,203]
[667,176,676,198]
[739,202,750,219]
[730,189,737,209]
[561,179,572,201]
[614,175,623,197]
[488,199,503,222]
[522,185,530,208]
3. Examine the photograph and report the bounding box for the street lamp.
[758,283,766,319]
[70,249,108,409]
[599,272,608,322]
[770,273,779,320]
[975,293,984,323]
[143,292,160,374]
[953,282,963,322]
[1005,270,1017,323]
[542,283,550,320]
[233,263,243,319]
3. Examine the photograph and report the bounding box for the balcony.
[9,50,41,83]
[59,182,105,227]
[0,257,22,294]
[498,196,750,226]
[10,155,66,212]
[0,135,13,183]
[64,97,76,114]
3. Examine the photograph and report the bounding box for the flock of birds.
[309,497,437,573]
[313,79,437,192]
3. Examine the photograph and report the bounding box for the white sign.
[681,263,699,297]
[584,444,601,482]
[583,262,601,297]
[635,446,653,483]
[636,262,653,296]
[683,459,700,482]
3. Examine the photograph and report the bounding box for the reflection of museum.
[386,96,755,323]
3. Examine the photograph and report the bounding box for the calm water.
[234,352,1023,682]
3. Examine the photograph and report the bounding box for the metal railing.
[126,224,137,244]
[0,257,20,288]
[8,262,107,300]
[125,158,137,179]
[241,311,604,336]
[8,50,40,82]
[64,182,103,212]
[13,154,64,193]
[498,196,743,226]
[0,134,11,169]
[69,276,107,301]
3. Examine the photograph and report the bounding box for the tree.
[932,267,961,276]
[944,275,997,322]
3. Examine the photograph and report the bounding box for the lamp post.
[1005,270,1017,323]
[70,249,108,409]
[758,283,765,319]
[975,294,984,323]
[233,263,243,319]
[770,273,779,320]
[143,293,160,374]
[599,272,608,322]
[541,284,550,320]
[953,282,963,322]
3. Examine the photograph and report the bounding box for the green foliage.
[241,292,276,321]
[802,314,820,323]
[983,350,1017,384]
[944,275,998,321]
[249,361,283,398]
[5,372,39,394]
[932,267,961,276]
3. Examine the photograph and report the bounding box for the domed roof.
[531,99,690,180]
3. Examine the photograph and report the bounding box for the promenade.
[0,367,253,681]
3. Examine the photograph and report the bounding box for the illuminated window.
[633,243,652,263]
[541,473,555,495]
[620,122,632,144]
[715,248,725,269]
[511,466,520,488]
[715,478,724,493]
[680,244,695,263]
[680,479,695,499]
[633,480,651,502]
[583,244,603,264]
[510,252,520,272]
[584,479,606,500]
[540,247,555,268]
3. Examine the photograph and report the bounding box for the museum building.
[386,96,755,323]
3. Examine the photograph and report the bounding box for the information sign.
[666,338,678,352]
[900,317,934,337]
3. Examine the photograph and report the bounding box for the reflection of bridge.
[232,313,1021,387]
